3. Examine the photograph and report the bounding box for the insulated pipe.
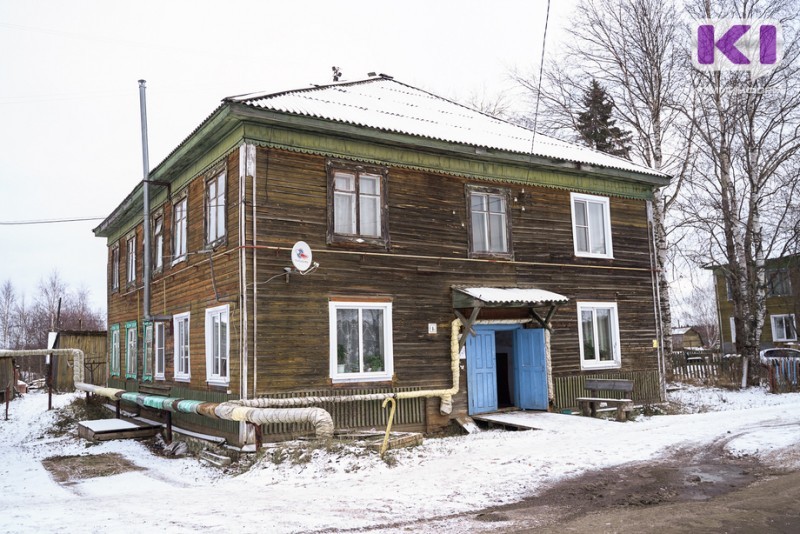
[395,319,461,414]
[0,349,86,384]
[73,382,334,439]
[235,320,463,416]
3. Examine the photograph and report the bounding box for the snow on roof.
[457,287,569,305]
[227,77,666,178]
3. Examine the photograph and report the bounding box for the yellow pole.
[380,397,397,457]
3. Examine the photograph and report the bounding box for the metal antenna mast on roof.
[138,80,152,321]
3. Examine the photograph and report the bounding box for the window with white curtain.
[571,192,613,259]
[577,302,621,369]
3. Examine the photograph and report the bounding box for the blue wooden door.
[513,328,548,410]
[466,328,498,415]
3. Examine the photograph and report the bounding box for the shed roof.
[228,76,666,179]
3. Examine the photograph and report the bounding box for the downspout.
[248,144,258,397]
[138,80,152,322]
[239,146,249,401]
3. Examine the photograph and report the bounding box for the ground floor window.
[329,300,393,382]
[143,322,153,382]
[110,324,120,377]
[154,322,165,380]
[205,305,229,385]
[771,314,797,342]
[577,302,621,370]
[173,312,191,381]
[125,321,137,379]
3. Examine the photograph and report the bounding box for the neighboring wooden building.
[94,76,670,446]
[52,330,107,391]
[671,326,704,350]
[712,254,799,353]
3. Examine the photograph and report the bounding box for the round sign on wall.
[291,241,312,272]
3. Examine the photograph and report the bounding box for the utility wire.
[0,216,105,226]
[530,0,552,147]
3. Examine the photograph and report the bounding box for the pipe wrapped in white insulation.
[230,393,394,408]
[0,348,85,384]
[214,403,334,438]
[395,319,461,415]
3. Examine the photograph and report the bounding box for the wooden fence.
[765,358,800,393]
[668,351,743,386]
[552,369,663,411]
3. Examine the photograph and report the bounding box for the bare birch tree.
[512,0,694,354]
[0,280,16,348]
[677,0,800,383]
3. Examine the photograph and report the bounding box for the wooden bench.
[575,378,634,422]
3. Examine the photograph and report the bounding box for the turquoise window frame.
[125,320,138,379]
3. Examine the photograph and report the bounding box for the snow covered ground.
[2,386,799,533]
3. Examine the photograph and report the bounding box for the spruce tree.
[575,79,632,159]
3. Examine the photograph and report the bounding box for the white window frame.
[173,196,188,264]
[570,192,613,259]
[577,301,621,370]
[126,233,136,285]
[143,322,153,381]
[154,322,166,380]
[205,171,226,245]
[205,304,230,386]
[125,321,137,379]
[329,300,393,383]
[770,314,797,342]
[173,312,191,381]
[110,324,120,377]
[111,244,120,292]
[468,187,510,257]
[153,213,164,272]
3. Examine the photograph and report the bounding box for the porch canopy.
[452,286,568,348]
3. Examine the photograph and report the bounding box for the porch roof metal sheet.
[226,77,666,178]
[456,287,569,305]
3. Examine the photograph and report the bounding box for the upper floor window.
[327,161,388,246]
[771,314,797,342]
[329,300,393,383]
[205,305,229,386]
[206,171,226,245]
[153,213,164,272]
[173,196,188,263]
[126,233,136,285]
[111,244,120,292]
[571,193,613,259]
[577,301,621,370]
[766,268,791,297]
[467,186,511,258]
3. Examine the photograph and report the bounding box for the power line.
[0,217,105,226]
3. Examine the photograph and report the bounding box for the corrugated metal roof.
[457,287,569,305]
[228,77,666,178]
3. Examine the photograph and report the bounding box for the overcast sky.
[0,0,576,312]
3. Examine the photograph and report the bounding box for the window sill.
[172,256,187,267]
[574,252,614,260]
[154,375,166,381]
[328,235,389,249]
[580,361,621,371]
[331,374,393,384]
[206,378,229,387]
[174,376,191,383]
[469,251,513,260]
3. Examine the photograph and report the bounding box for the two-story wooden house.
[713,254,799,353]
[94,76,670,446]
